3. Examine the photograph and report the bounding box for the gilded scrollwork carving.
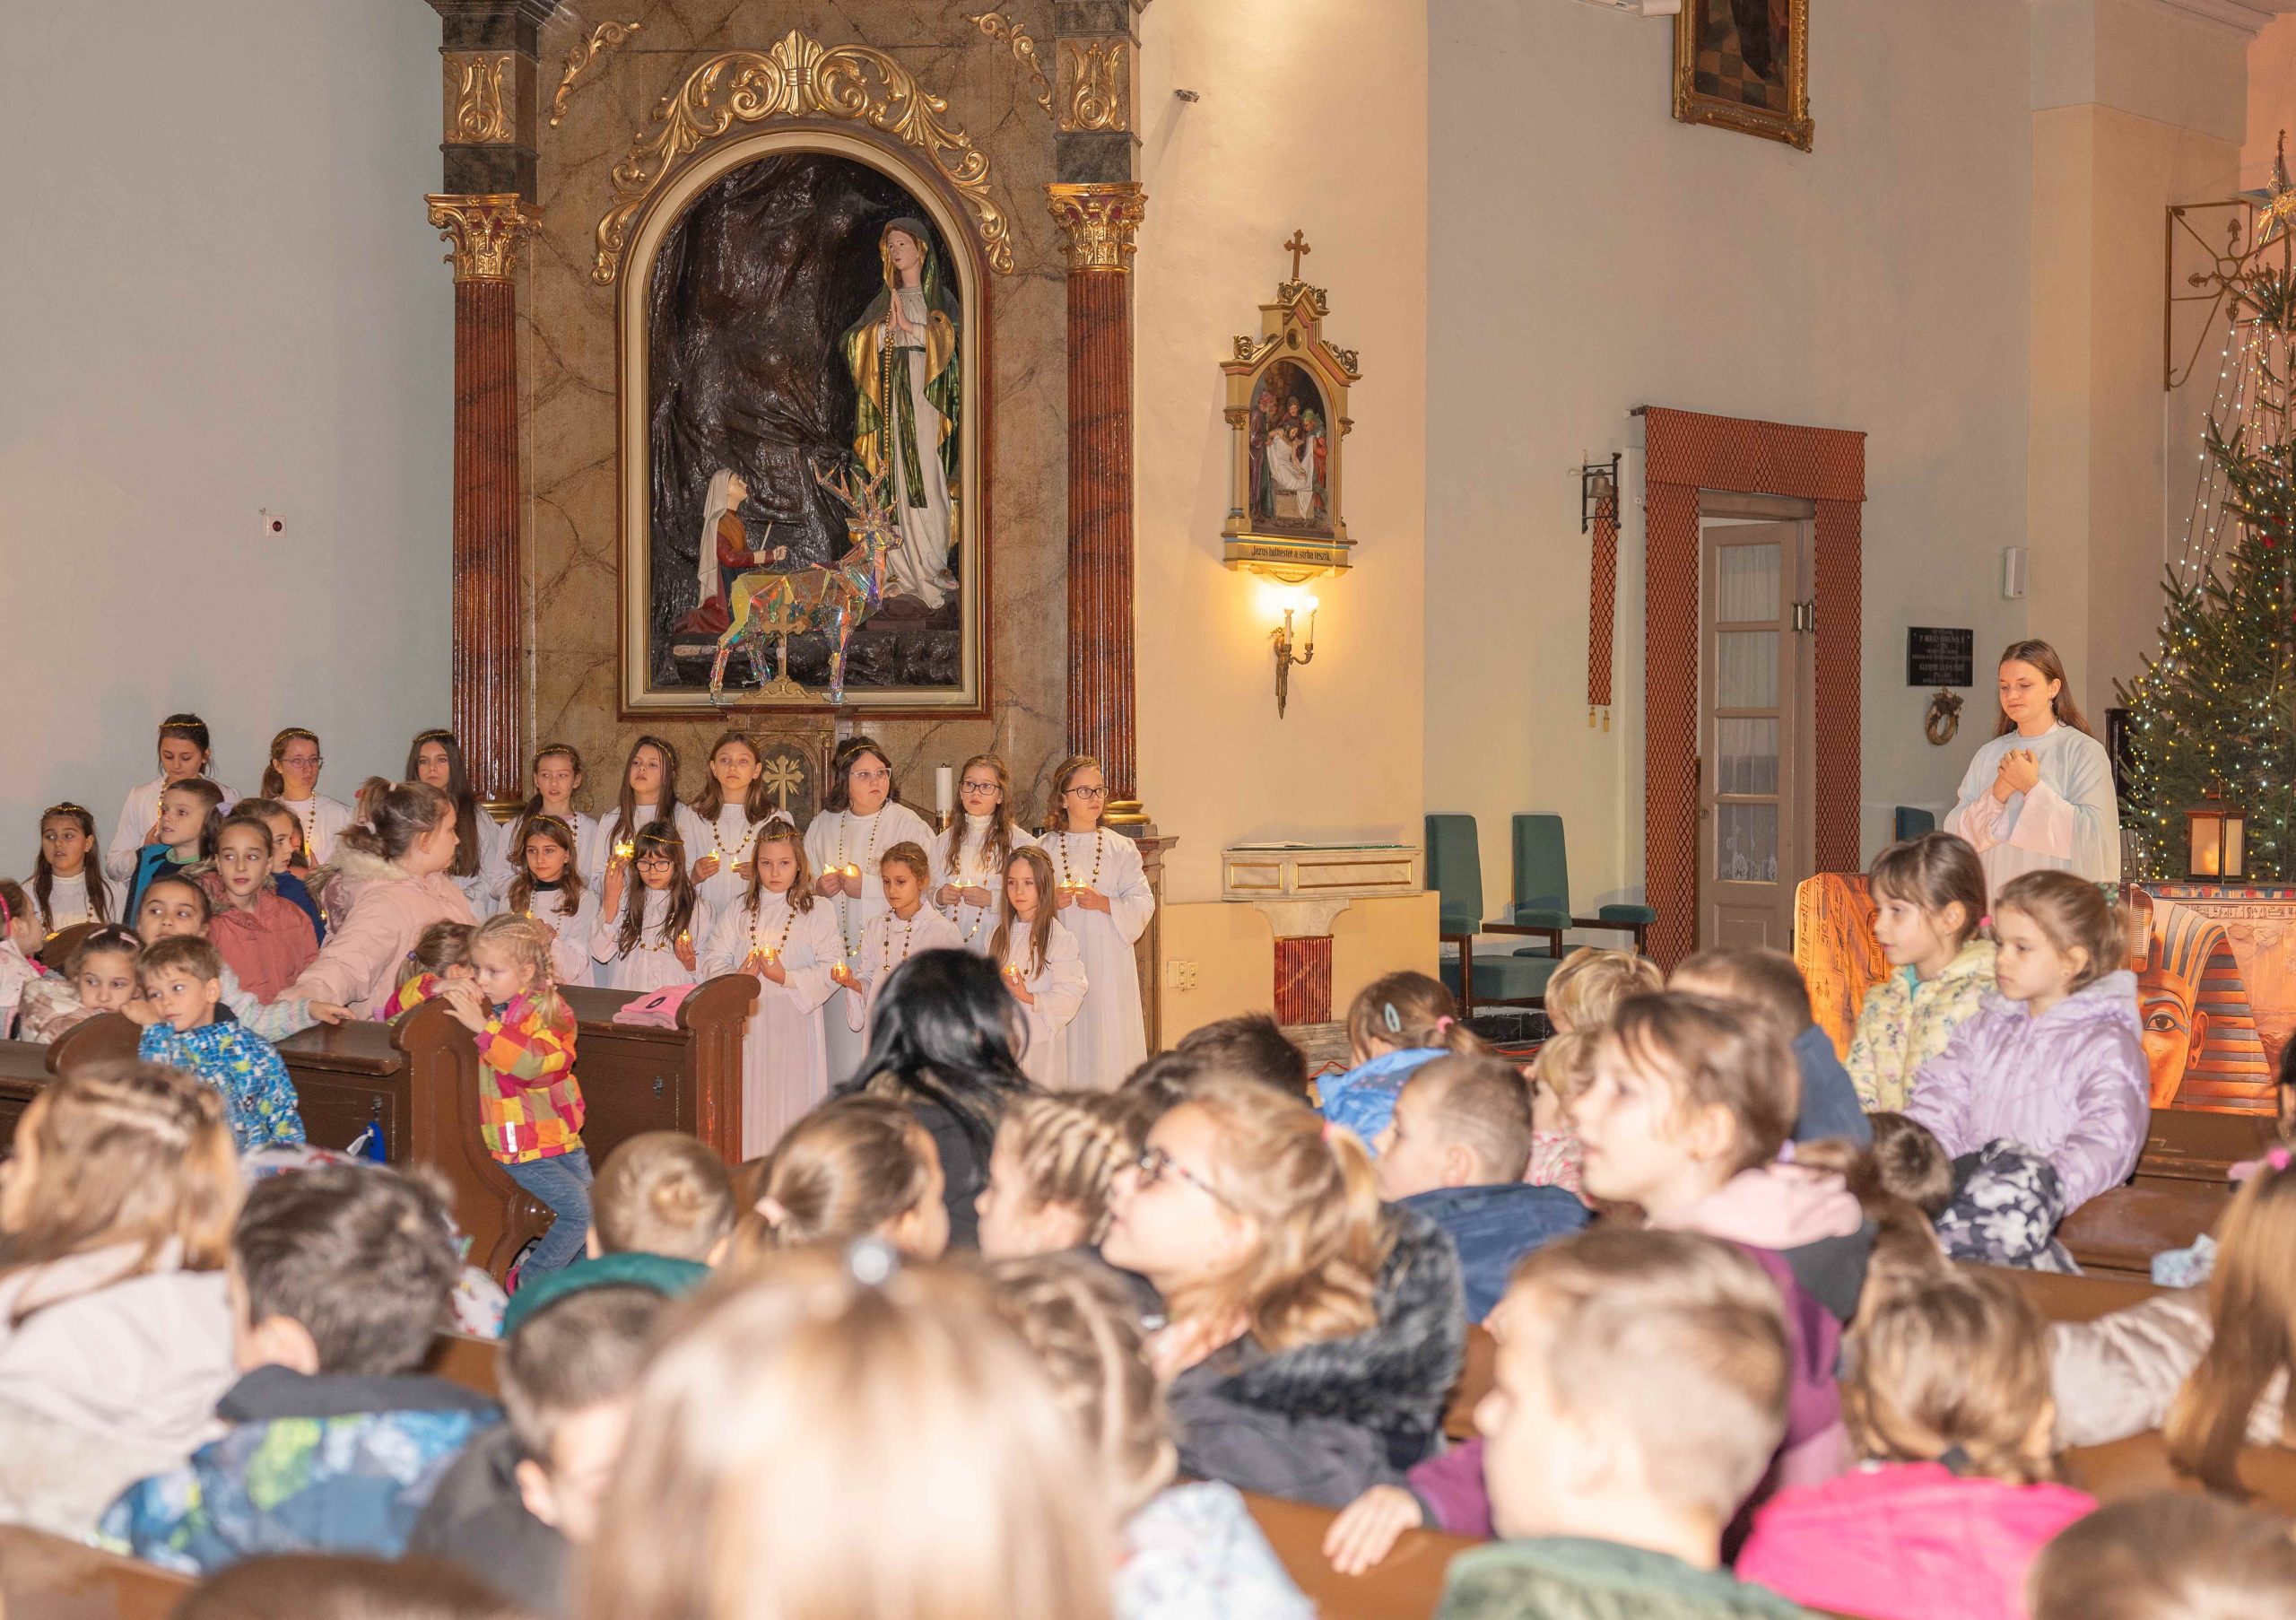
[428,194,540,282]
[1057,39,1128,133]
[962,11,1052,116]
[1046,182,1146,273]
[592,30,1014,283]
[445,52,516,144]
[551,21,641,128]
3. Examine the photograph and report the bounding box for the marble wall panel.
[522,0,1072,823]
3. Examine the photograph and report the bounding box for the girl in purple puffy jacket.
[1903,871,2147,1219]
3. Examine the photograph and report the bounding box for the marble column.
[427,196,535,801]
[1048,183,1149,817]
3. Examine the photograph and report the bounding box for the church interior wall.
[1425,0,2039,928]
[1132,0,1432,1032]
[0,0,453,841]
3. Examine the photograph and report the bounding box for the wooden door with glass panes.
[1699,521,1812,950]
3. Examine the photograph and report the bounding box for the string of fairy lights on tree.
[2118,142,2296,878]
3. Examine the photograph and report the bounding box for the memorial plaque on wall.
[1906,627,1973,689]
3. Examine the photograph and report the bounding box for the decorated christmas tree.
[2118,144,2296,879]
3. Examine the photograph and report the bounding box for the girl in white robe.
[989,847,1088,1091]
[590,736,711,894]
[501,814,598,989]
[1042,756,1154,1089]
[804,737,937,1082]
[1944,640,2122,890]
[485,745,601,910]
[689,731,773,921]
[700,817,842,1158]
[931,753,1038,951]
[261,727,352,868]
[108,714,237,884]
[841,841,963,1041]
[591,819,712,993]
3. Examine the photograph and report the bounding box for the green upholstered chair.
[1482,814,1657,959]
[1893,806,1936,841]
[1426,814,1559,1015]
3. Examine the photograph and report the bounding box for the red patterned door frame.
[1639,406,1866,969]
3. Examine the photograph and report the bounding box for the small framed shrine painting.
[1219,238,1361,583]
[1673,0,1813,152]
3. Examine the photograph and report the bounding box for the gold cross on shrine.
[1283,230,1311,281]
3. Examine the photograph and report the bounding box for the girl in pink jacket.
[280,783,475,1019]
[1738,1267,2095,1620]
[1903,870,2147,1218]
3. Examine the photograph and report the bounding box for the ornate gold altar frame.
[614,124,989,716]
[1220,261,1360,583]
[1673,0,1813,153]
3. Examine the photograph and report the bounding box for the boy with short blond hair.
[412,1284,671,1616]
[1371,1055,1588,1320]
[1435,1226,1805,1620]
[135,934,306,1152]
[499,1130,729,1334]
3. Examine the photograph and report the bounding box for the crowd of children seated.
[4,712,2296,1619]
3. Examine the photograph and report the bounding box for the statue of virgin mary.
[839,218,961,609]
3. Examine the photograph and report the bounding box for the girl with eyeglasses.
[1041,754,1154,1089]
[260,727,351,868]
[29,803,115,932]
[933,753,1037,947]
[592,820,709,992]
[805,736,935,1079]
[1099,1075,1466,1508]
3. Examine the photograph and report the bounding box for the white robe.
[27,868,117,932]
[700,893,842,1157]
[514,884,599,989]
[804,802,938,1080]
[277,796,353,868]
[693,806,769,919]
[590,886,715,993]
[930,817,1038,949]
[1944,722,2123,891]
[454,813,511,919]
[990,916,1089,1091]
[484,809,601,910]
[1043,830,1155,1089]
[107,777,239,884]
[844,904,965,1036]
[881,284,954,609]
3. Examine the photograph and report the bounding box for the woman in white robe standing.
[1041,755,1153,1089]
[1945,639,2123,889]
[804,736,936,1084]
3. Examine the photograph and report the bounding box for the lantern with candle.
[2185,785,2248,881]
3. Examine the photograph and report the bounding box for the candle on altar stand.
[935,765,954,820]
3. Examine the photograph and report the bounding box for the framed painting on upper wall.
[1673,0,1813,152]
[614,128,988,716]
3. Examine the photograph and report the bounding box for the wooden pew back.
[1244,1490,1474,1619]
[562,977,757,1165]
[0,1526,189,1620]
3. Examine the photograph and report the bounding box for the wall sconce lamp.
[1262,582,1318,718]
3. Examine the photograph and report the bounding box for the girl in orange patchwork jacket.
[437,915,589,1283]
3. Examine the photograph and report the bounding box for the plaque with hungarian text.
[1907,627,1973,689]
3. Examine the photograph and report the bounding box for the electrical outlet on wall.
[1164,959,1198,992]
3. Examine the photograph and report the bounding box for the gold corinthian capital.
[1046,182,1147,273]
[426,194,540,282]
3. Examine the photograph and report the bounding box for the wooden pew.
[0,1014,142,1144]
[2062,1429,2296,1513]
[2135,1106,2274,1183]
[1987,1264,2161,1323]
[2057,1178,2225,1279]
[1444,1324,1496,1442]
[1245,1490,1475,1620]
[562,976,759,1166]
[0,1525,189,1620]
[424,1331,502,1398]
